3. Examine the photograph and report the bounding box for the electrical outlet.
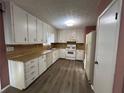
[6,46,14,52]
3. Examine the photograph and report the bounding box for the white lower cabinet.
[56,50,59,60]
[46,52,53,68]
[8,49,85,90]
[52,50,59,63]
[12,4,28,43]
[8,50,59,90]
[59,49,66,58]
[8,58,39,90]
[76,50,84,61]
[38,55,47,76]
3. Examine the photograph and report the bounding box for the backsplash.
[6,44,43,54]
[51,43,85,50]
[6,43,85,55]
[51,43,67,49]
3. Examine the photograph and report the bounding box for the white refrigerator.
[84,31,96,84]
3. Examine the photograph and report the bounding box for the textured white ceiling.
[12,0,99,30]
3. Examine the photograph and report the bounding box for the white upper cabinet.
[47,25,55,44]
[28,14,37,43]
[43,23,48,43]
[58,30,84,43]
[76,30,84,43]
[58,31,66,43]
[37,19,43,43]
[12,4,28,43]
[4,3,56,44]
[42,23,56,44]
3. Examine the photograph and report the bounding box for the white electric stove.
[66,44,76,60]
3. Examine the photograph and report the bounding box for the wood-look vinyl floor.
[2,59,93,93]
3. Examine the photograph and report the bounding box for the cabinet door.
[55,50,59,61]
[49,52,53,65]
[46,53,50,68]
[56,50,59,59]
[8,60,25,90]
[37,19,43,42]
[38,56,46,75]
[48,32,55,44]
[76,50,84,60]
[52,51,57,63]
[12,5,28,43]
[58,31,66,43]
[28,14,37,43]
[43,23,47,43]
[46,53,53,68]
[76,31,84,43]
[47,25,50,44]
[59,49,66,58]
[42,55,47,71]
[38,56,43,75]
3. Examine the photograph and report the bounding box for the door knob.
[95,61,99,64]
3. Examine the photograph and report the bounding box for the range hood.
[67,41,76,44]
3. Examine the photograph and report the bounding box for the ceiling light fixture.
[65,20,75,27]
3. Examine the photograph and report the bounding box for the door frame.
[93,0,122,92]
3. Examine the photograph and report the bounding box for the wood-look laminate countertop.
[7,49,58,62]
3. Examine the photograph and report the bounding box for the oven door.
[66,50,76,60]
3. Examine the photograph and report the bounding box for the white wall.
[58,29,85,43]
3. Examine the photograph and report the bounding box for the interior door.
[93,0,121,93]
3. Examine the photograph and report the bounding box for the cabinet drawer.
[25,68,38,80]
[25,59,37,66]
[25,63,38,72]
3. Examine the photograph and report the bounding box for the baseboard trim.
[0,85,10,92]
